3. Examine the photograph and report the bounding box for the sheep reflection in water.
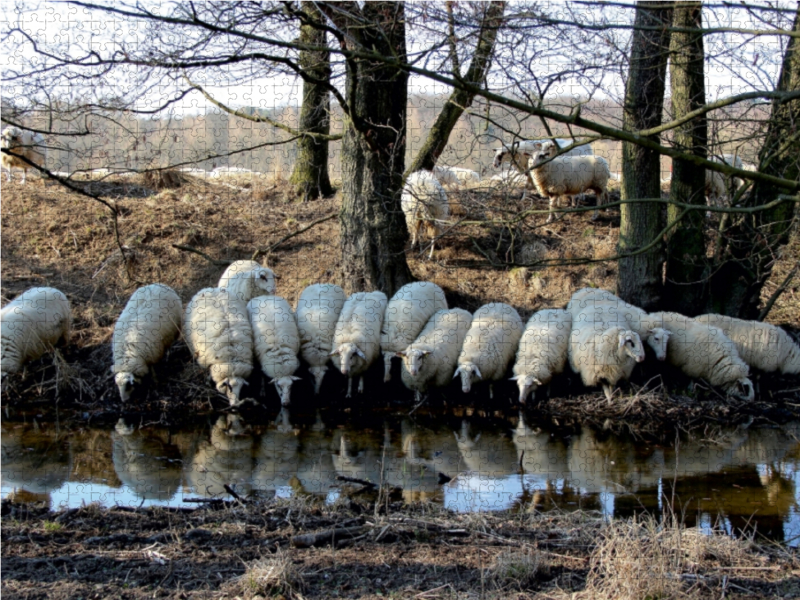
[112,419,182,502]
[252,408,300,499]
[1,423,72,506]
[185,414,254,498]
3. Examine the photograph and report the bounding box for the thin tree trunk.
[708,7,800,318]
[323,2,414,296]
[289,2,334,201]
[663,2,708,315]
[617,1,673,311]
[408,1,505,174]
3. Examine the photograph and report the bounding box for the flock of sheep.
[2,260,798,407]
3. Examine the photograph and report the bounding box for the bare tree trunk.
[663,2,708,315]
[408,1,505,173]
[289,2,334,201]
[708,6,800,318]
[617,1,673,311]
[323,2,414,296]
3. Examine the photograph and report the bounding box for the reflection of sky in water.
[2,414,799,546]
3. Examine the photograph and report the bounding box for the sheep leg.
[489,383,494,400]
[346,377,353,398]
[546,195,556,223]
[21,169,27,185]
[415,390,422,404]
[358,376,364,394]
[383,353,393,383]
[5,169,10,182]
[602,383,614,402]
[410,220,421,249]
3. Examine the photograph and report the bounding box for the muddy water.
[2,406,799,544]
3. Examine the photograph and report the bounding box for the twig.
[171,244,232,266]
[252,212,337,260]
[758,260,799,321]
[223,484,245,502]
[335,475,377,488]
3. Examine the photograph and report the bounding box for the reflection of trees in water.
[185,415,254,498]
[1,423,72,503]
[112,419,182,501]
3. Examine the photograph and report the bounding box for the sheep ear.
[355,348,366,360]
[647,329,654,335]
[533,377,543,385]
[396,351,406,358]
[329,349,340,356]
[618,333,626,349]
[509,375,519,381]
[453,366,462,379]
[269,378,277,384]
[474,366,482,380]
[421,350,432,356]
[291,376,301,381]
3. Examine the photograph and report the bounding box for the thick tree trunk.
[663,2,708,315]
[708,7,800,318]
[617,1,673,311]
[324,2,413,296]
[289,2,334,201]
[408,1,505,174]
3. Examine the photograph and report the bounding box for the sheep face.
[618,331,645,363]
[725,378,755,402]
[252,268,277,295]
[646,328,670,361]
[510,374,542,404]
[212,373,247,404]
[308,365,327,394]
[398,348,431,377]
[1,128,20,149]
[330,343,366,376]
[493,142,534,170]
[114,372,138,402]
[272,375,301,406]
[454,363,482,393]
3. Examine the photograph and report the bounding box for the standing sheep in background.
[511,309,572,403]
[529,142,610,222]
[331,291,388,397]
[695,314,800,375]
[183,287,254,405]
[492,138,593,171]
[401,171,449,259]
[112,284,182,402]
[456,303,523,398]
[642,312,754,401]
[398,308,473,403]
[295,283,346,394]
[218,261,277,302]
[433,166,481,189]
[381,281,448,382]
[247,295,301,406]
[1,287,71,376]
[1,127,46,184]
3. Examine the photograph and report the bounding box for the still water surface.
[2,406,799,544]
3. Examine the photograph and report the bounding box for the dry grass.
[228,549,305,600]
[490,549,549,590]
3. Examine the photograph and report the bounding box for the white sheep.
[530,142,611,222]
[433,166,481,189]
[511,309,572,403]
[1,287,71,376]
[643,312,754,400]
[492,138,593,170]
[401,171,449,259]
[331,291,388,397]
[218,260,277,302]
[247,295,301,406]
[295,283,346,394]
[695,314,800,375]
[183,287,254,405]
[112,284,183,402]
[568,287,670,361]
[381,281,448,383]
[1,127,46,184]
[398,308,473,403]
[456,303,523,398]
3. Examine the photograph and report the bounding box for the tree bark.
[288,2,334,201]
[322,2,414,296]
[707,7,800,318]
[408,1,505,174]
[617,1,673,311]
[663,2,708,315]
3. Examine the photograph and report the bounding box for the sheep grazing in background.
[1,126,46,184]
[112,284,182,402]
[247,295,301,406]
[401,171,449,259]
[695,314,800,375]
[567,288,646,401]
[529,142,611,223]
[381,281,448,383]
[398,308,473,403]
[295,283,346,394]
[433,166,481,189]
[218,260,277,302]
[511,309,572,403]
[331,291,388,397]
[642,312,754,401]
[1,287,71,377]
[456,303,523,398]
[183,287,254,405]
[568,287,670,361]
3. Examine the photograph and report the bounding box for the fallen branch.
[171,244,232,267]
[252,213,337,260]
[759,260,799,321]
[335,475,377,488]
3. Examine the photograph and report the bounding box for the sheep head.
[214,375,248,404]
[493,141,536,170]
[308,365,327,394]
[725,378,755,402]
[454,363,482,393]
[646,327,670,361]
[1,127,21,149]
[272,375,301,406]
[398,348,431,377]
[330,343,366,376]
[617,330,645,363]
[114,371,138,402]
[510,374,542,404]
[252,267,277,295]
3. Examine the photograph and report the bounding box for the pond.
[2,403,799,545]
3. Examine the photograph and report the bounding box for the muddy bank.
[2,498,798,600]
